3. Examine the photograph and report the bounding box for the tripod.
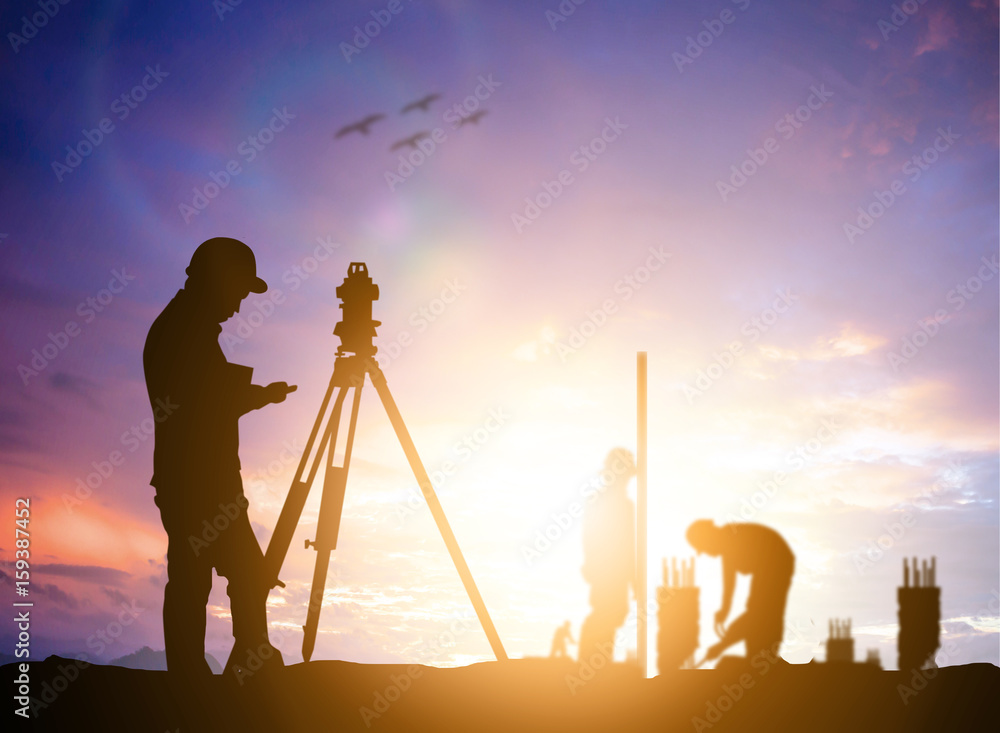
[259,352,508,663]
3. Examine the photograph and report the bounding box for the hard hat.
[186,237,267,293]
[604,447,636,475]
[686,519,716,552]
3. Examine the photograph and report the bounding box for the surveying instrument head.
[333,263,381,358]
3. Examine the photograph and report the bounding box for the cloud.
[757,323,888,363]
[914,8,960,56]
[36,581,81,609]
[0,271,73,310]
[49,371,99,396]
[48,371,103,409]
[0,405,40,455]
[101,586,130,606]
[511,326,557,362]
[35,563,131,586]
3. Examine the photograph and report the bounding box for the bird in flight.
[458,110,488,127]
[400,94,441,114]
[334,114,385,138]
[389,131,431,151]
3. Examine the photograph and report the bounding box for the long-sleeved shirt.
[719,523,794,579]
[143,288,265,502]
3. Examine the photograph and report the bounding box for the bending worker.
[686,520,794,664]
[144,237,296,679]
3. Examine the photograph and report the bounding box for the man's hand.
[263,382,297,405]
[714,608,728,638]
[705,641,726,662]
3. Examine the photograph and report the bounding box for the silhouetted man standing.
[686,520,794,663]
[578,448,636,663]
[144,237,295,679]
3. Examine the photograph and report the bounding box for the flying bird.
[334,114,385,138]
[400,94,441,114]
[458,110,488,127]
[389,132,431,151]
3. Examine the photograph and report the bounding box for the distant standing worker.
[578,448,636,663]
[550,620,575,659]
[144,237,296,679]
[686,520,794,663]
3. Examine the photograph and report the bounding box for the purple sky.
[1,0,997,671]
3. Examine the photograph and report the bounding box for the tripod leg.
[302,378,365,662]
[369,366,508,662]
[265,373,347,584]
[302,549,331,663]
[225,374,345,675]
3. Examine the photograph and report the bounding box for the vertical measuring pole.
[637,351,648,677]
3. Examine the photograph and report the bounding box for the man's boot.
[224,635,284,686]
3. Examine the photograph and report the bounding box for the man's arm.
[717,555,736,622]
[629,503,637,597]
[222,363,296,414]
[240,382,297,414]
[706,611,750,661]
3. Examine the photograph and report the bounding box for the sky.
[0,0,997,674]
